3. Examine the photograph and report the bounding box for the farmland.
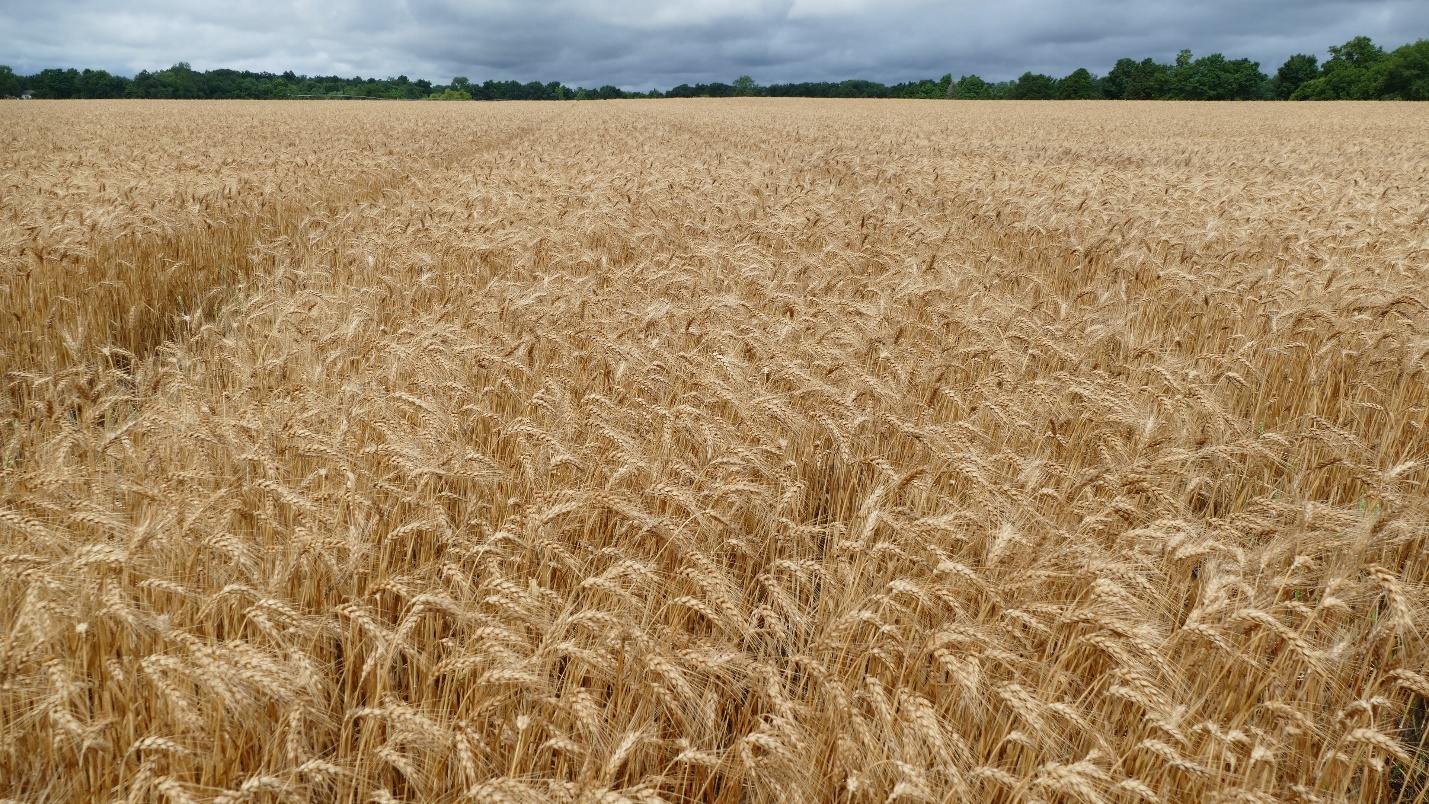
[2,98,1428,802]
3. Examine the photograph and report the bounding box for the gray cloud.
[2,0,1426,88]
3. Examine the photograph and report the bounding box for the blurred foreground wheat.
[1,99,1427,802]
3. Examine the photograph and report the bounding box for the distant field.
[2,99,1427,802]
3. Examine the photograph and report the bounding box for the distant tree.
[74,69,127,98]
[1104,57,1171,99]
[1102,58,1134,99]
[0,65,23,97]
[1293,36,1390,99]
[1010,72,1058,99]
[125,70,152,98]
[126,62,205,98]
[1168,52,1267,100]
[169,62,204,98]
[29,68,81,98]
[1328,35,1386,68]
[764,79,895,98]
[15,41,1421,104]
[674,81,736,98]
[482,80,510,99]
[890,78,945,98]
[951,74,993,99]
[203,68,246,98]
[764,81,819,97]
[1381,39,1429,100]
[1097,58,1131,99]
[1059,68,1099,99]
[1288,79,1323,100]
[1273,54,1319,99]
[836,79,889,98]
[1130,60,1172,99]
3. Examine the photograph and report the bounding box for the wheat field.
[2,98,1427,803]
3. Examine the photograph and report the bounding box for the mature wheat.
[1,98,1427,802]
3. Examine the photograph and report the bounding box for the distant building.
[20,90,33,100]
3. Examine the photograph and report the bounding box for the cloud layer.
[4,0,1427,88]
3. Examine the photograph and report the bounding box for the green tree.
[1105,57,1172,99]
[76,69,127,98]
[29,68,81,98]
[1010,71,1058,99]
[1327,35,1385,68]
[125,62,204,98]
[1381,39,1429,100]
[1273,54,1319,99]
[950,74,993,99]
[835,79,888,98]
[732,75,760,96]
[890,78,944,98]
[1058,68,1099,99]
[1168,53,1266,100]
[166,62,203,98]
[1102,58,1131,99]
[0,65,21,97]
[126,69,154,97]
[1293,36,1390,99]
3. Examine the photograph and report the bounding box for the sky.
[2,0,1427,89]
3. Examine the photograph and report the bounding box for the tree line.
[2,37,1425,102]
[951,37,1428,101]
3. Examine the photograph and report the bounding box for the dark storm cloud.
[2,0,1426,88]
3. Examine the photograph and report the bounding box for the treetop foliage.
[3,37,1425,101]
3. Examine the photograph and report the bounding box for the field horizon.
[2,98,1427,802]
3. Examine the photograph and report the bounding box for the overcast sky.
[2,0,1427,89]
